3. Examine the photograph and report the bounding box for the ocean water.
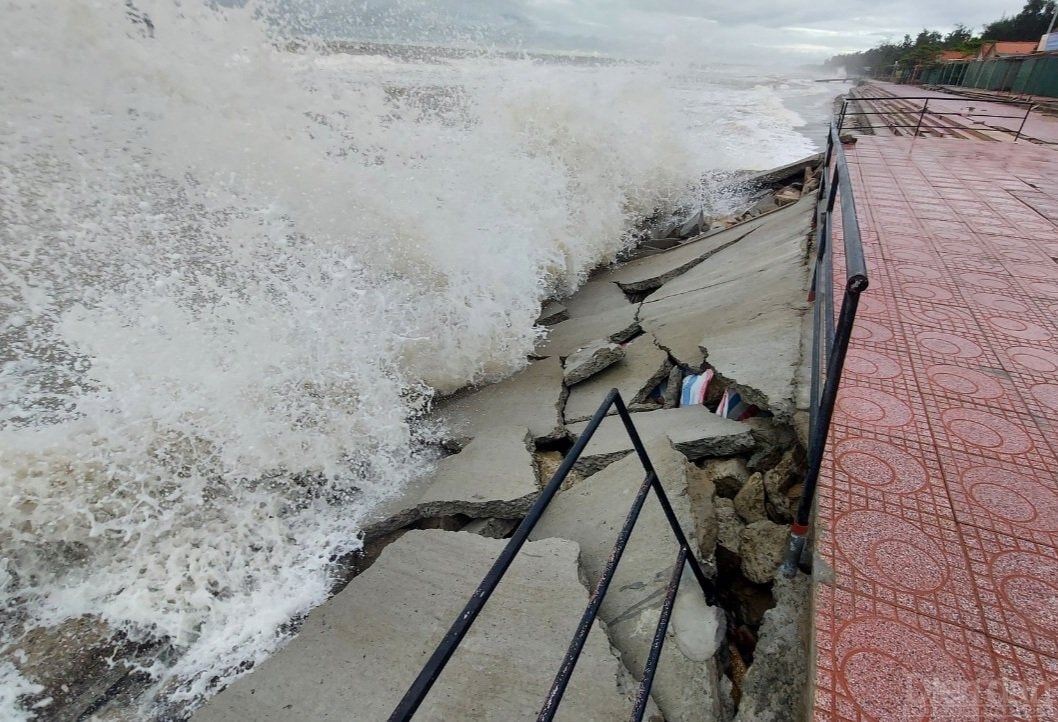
[0,2,836,718]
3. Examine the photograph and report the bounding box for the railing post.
[1014,103,1034,143]
[913,98,929,137]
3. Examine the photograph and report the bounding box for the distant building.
[976,41,1039,60]
[937,50,974,63]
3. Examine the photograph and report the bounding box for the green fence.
[908,54,1058,98]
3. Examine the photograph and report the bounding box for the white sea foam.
[0,1,827,717]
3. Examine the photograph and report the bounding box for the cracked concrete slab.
[365,426,538,537]
[535,280,640,358]
[606,217,769,294]
[530,438,725,722]
[638,196,813,422]
[438,356,565,443]
[195,530,647,722]
[565,406,756,474]
[564,335,671,423]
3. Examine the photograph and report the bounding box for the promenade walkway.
[812,136,1058,720]
[858,82,1058,145]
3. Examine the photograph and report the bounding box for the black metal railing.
[389,389,716,722]
[781,122,870,576]
[838,93,1036,142]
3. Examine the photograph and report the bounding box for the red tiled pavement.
[812,137,1058,721]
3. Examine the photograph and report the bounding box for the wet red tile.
[814,585,1003,721]
[938,448,1058,548]
[814,136,1058,720]
[961,528,1058,660]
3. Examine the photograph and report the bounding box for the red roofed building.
[937,50,974,63]
[977,41,1039,60]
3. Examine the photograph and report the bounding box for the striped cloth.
[680,369,714,407]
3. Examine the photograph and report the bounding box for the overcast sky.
[285,0,1036,62]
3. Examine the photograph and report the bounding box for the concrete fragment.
[739,520,788,584]
[638,197,813,422]
[734,574,810,722]
[461,517,519,539]
[439,356,565,443]
[195,531,646,722]
[775,187,801,206]
[607,219,767,295]
[733,472,767,524]
[663,365,683,408]
[564,335,670,423]
[530,439,725,722]
[701,457,751,499]
[715,498,744,555]
[678,209,709,238]
[563,340,625,386]
[537,301,569,326]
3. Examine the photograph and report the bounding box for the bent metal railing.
[781,122,870,575]
[837,94,1035,141]
[389,388,716,722]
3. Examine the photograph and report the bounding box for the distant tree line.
[825,0,1057,72]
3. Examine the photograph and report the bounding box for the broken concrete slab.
[195,531,646,722]
[438,356,565,443]
[734,574,810,722]
[638,196,813,421]
[606,218,768,295]
[564,335,670,423]
[565,406,756,474]
[738,153,823,188]
[537,301,569,326]
[563,340,625,386]
[739,520,788,584]
[530,438,725,722]
[365,426,538,538]
[561,279,629,318]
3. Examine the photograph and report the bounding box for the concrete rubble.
[180,157,820,722]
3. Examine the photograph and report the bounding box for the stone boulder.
[733,472,767,524]
[739,520,788,584]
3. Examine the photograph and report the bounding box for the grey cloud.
[273,0,1031,60]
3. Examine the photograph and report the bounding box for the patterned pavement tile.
[813,585,1004,722]
[812,136,1058,721]
[961,527,1058,661]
